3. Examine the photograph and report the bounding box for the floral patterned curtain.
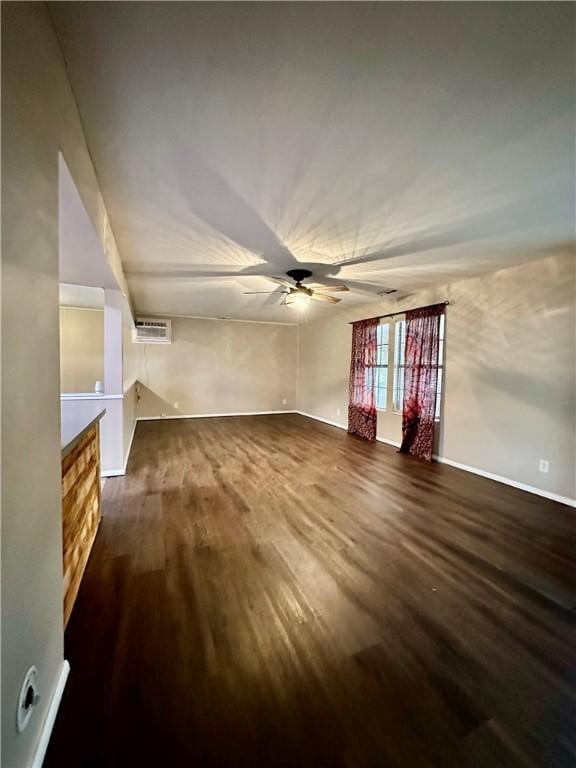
[348,318,379,441]
[399,304,445,461]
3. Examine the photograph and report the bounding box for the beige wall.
[298,254,575,502]
[122,299,137,390]
[134,317,298,418]
[122,299,138,468]
[59,307,104,393]
[1,5,129,766]
[123,381,138,468]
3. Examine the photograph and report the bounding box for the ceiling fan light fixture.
[285,291,311,307]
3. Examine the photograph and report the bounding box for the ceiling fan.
[243,269,348,307]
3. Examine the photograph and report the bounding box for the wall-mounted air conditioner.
[133,317,172,344]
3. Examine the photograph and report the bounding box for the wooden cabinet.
[61,420,102,627]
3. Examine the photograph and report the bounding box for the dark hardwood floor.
[45,414,576,767]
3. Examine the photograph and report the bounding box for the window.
[392,320,406,412]
[392,315,445,419]
[363,322,389,410]
[435,314,445,421]
[375,323,389,410]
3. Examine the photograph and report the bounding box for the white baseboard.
[295,410,402,447]
[296,411,346,431]
[435,456,576,508]
[136,410,297,422]
[31,659,70,768]
[122,418,137,473]
[377,435,402,448]
[295,411,576,508]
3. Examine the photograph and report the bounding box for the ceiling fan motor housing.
[286,268,313,285]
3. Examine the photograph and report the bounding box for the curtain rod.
[349,301,451,325]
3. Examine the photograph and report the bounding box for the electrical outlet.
[539,459,550,474]
[282,398,287,405]
[161,412,166,418]
[336,408,341,417]
[174,401,179,409]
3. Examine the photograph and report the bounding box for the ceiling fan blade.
[307,283,349,292]
[336,277,400,295]
[269,276,294,287]
[311,293,341,304]
[263,288,288,306]
[127,269,259,279]
[243,291,286,294]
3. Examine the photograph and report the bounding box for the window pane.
[377,367,388,392]
[395,321,405,367]
[364,368,374,391]
[435,315,445,419]
[435,368,443,420]
[374,322,389,410]
[394,367,404,411]
[393,320,405,411]
[377,322,389,347]
[377,344,387,366]
[438,314,445,365]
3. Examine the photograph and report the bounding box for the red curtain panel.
[399,304,445,461]
[348,318,379,441]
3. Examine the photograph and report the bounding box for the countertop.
[61,407,106,458]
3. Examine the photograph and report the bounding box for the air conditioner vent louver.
[133,317,172,344]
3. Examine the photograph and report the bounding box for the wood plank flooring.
[45,414,576,767]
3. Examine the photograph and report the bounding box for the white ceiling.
[59,155,120,290]
[51,3,574,323]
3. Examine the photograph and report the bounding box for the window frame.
[392,319,406,414]
[362,314,446,419]
[434,314,445,422]
[391,315,445,421]
[367,321,390,412]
